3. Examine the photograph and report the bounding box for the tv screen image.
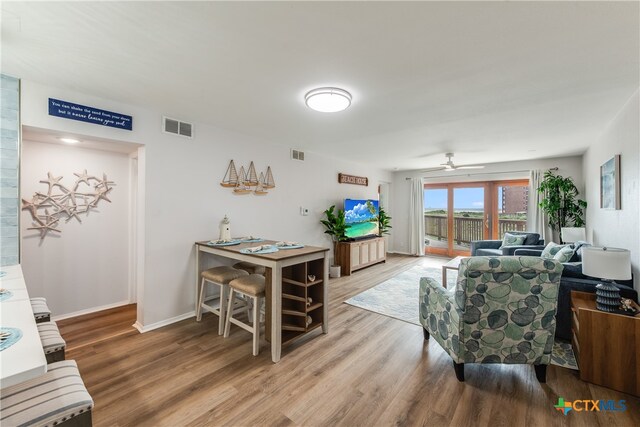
[344,199,379,239]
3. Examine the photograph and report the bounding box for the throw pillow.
[553,246,576,263]
[540,242,569,259]
[500,233,526,248]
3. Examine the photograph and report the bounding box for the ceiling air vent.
[163,116,193,138]
[291,149,305,161]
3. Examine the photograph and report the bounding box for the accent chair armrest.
[470,240,502,256]
[501,245,546,256]
[419,277,462,361]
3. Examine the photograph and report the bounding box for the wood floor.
[59,254,640,427]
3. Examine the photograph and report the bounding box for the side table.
[571,290,639,397]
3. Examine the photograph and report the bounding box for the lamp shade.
[582,247,631,281]
[561,227,586,243]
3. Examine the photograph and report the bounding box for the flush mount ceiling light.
[305,87,352,113]
[59,137,80,144]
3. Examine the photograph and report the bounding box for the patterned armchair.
[419,256,563,382]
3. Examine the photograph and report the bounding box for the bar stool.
[37,321,66,364]
[224,274,265,356]
[0,360,93,427]
[30,297,51,323]
[233,261,266,276]
[196,266,248,335]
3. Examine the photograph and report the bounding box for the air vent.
[291,149,305,161]
[163,116,193,138]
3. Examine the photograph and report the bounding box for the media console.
[335,236,386,276]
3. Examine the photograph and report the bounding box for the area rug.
[345,265,579,370]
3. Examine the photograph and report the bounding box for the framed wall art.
[600,154,621,210]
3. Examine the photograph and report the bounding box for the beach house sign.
[338,173,368,186]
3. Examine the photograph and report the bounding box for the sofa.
[515,243,637,341]
[470,231,545,257]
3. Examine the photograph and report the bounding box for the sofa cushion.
[540,242,569,259]
[500,233,526,248]
[504,231,542,246]
[553,246,576,263]
[476,248,502,256]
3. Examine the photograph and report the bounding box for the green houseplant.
[378,207,392,236]
[320,205,350,243]
[537,170,587,232]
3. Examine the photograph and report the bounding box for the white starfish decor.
[23,171,116,241]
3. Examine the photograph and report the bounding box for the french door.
[424,180,529,257]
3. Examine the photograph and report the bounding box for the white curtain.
[409,177,425,256]
[527,170,555,243]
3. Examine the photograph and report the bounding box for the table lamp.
[581,246,631,312]
[561,227,586,244]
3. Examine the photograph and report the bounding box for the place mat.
[0,327,23,352]
[239,237,264,243]
[0,288,13,302]
[207,240,241,247]
[240,245,279,254]
[275,241,304,249]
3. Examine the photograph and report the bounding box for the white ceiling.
[2,1,638,171]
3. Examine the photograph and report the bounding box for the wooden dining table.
[195,240,329,363]
[0,265,48,388]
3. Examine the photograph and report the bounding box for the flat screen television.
[344,199,380,240]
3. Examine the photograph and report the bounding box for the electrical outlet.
[300,207,309,216]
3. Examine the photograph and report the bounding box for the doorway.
[424,180,529,256]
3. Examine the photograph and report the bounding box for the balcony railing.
[424,215,527,245]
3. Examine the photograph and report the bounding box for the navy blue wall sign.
[48,98,133,131]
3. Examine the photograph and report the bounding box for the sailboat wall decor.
[233,165,252,194]
[221,160,275,196]
[220,160,239,187]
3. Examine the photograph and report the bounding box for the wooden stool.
[30,297,51,323]
[0,360,93,427]
[37,321,66,364]
[233,261,266,276]
[196,266,249,335]
[224,274,266,356]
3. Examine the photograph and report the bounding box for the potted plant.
[537,170,587,237]
[378,207,392,236]
[320,205,350,277]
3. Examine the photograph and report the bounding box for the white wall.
[20,80,392,327]
[390,156,583,254]
[582,89,639,291]
[20,140,132,317]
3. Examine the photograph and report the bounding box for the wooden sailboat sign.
[254,172,268,195]
[246,161,259,186]
[220,160,274,195]
[264,166,275,189]
[220,160,239,187]
[233,165,252,194]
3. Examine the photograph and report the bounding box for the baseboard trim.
[133,311,195,333]
[52,300,131,321]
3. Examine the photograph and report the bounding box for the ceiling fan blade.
[420,166,447,172]
[456,165,485,170]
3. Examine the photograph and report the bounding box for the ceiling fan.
[421,153,485,172]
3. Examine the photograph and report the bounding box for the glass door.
[491,180,530,239]
[424,187,449,256]
[424,184,489,256]
[452,185,487,255]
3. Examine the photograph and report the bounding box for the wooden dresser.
[335,237,386,276]
[571,291,640,397]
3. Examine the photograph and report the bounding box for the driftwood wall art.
[221,160,275,195]
[22,170,115,241]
